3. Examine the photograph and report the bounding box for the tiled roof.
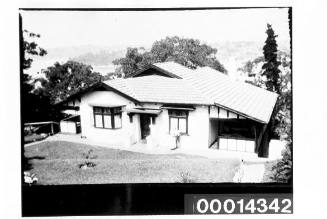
[105,76,210,105]
[104,62,278,123]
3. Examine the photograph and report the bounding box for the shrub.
[79,149,97,169]
[179,171,197,183]
[24,171,38,185]
[270,141,292,183]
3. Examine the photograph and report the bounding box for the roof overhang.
[88,103,126,108]
[61,114,80,122]
[160,104,195,111]
[55,82,140,106]
[214,102,268,124]
[126,108,162,115]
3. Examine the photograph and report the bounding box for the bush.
[179,171,197,183]
[78,149,97,169]
[24,171,38,185]
[270,141,292,183]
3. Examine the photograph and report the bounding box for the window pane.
[103,115,112,128]
[114,114,122,128]
[94,107,102,114]
[170,117,178,133]
[103,108,111,115]
[169,110,187,117]
[95,114,103,128]
[178,118,187,133]
[112,107,121,114]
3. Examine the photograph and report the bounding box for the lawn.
[24,141,240,184]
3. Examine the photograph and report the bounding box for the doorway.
[140,114,151,139]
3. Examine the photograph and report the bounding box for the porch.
[208,105,273,158]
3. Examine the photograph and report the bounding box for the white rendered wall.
[145,104,210,150]
[79,91,137,147]
[60,121,77,134]
[79,92,210,150]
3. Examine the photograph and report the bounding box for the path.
[233,160,266,183]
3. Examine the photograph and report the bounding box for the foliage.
[270,141,292,183]
[179,171,197,183]
[238,25,292,182]
[42,61,102,103]
[238,56,265,76]
[239,25,292,140]
[261,24,291,183]
[22,30,54,123]
[262,24,282,94]
[22,30,47,70]
[24,171,38,185]
[79,149,98,169]
[113,36,227,77]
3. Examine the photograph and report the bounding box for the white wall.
[79,92,210,150]
[208,119,218,146]
[181,106,209,149]
[80,91,137,147]
[146,104,210,150]
[60,121,77,134]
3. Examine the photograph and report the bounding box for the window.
[93,106,122,129]
[168,110,188,134]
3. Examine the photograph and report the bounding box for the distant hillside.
[25,40,290,78]
[211,40,290,76]
[26,45,126,77]
[71,50,125,66]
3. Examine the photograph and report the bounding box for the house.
[58,62,278,157]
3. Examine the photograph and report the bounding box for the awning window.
[126,108,162,115]
[160,104,195,111]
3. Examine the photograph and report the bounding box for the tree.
[262,24,281,94]
[113,36,227,77]
[23,30,47,70]
[254,24,292,182]
[113,48,145,77]
[21,27,49,171]
[42,61,102,103]
[21,29,49,122]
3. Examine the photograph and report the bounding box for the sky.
[21,8,290,49]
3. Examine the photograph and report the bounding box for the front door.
[140,114,151,139]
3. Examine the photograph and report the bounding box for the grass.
[24,141,240,184]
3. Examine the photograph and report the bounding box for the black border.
[20,7,293,216]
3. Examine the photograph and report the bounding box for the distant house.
[58,62,278,157]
